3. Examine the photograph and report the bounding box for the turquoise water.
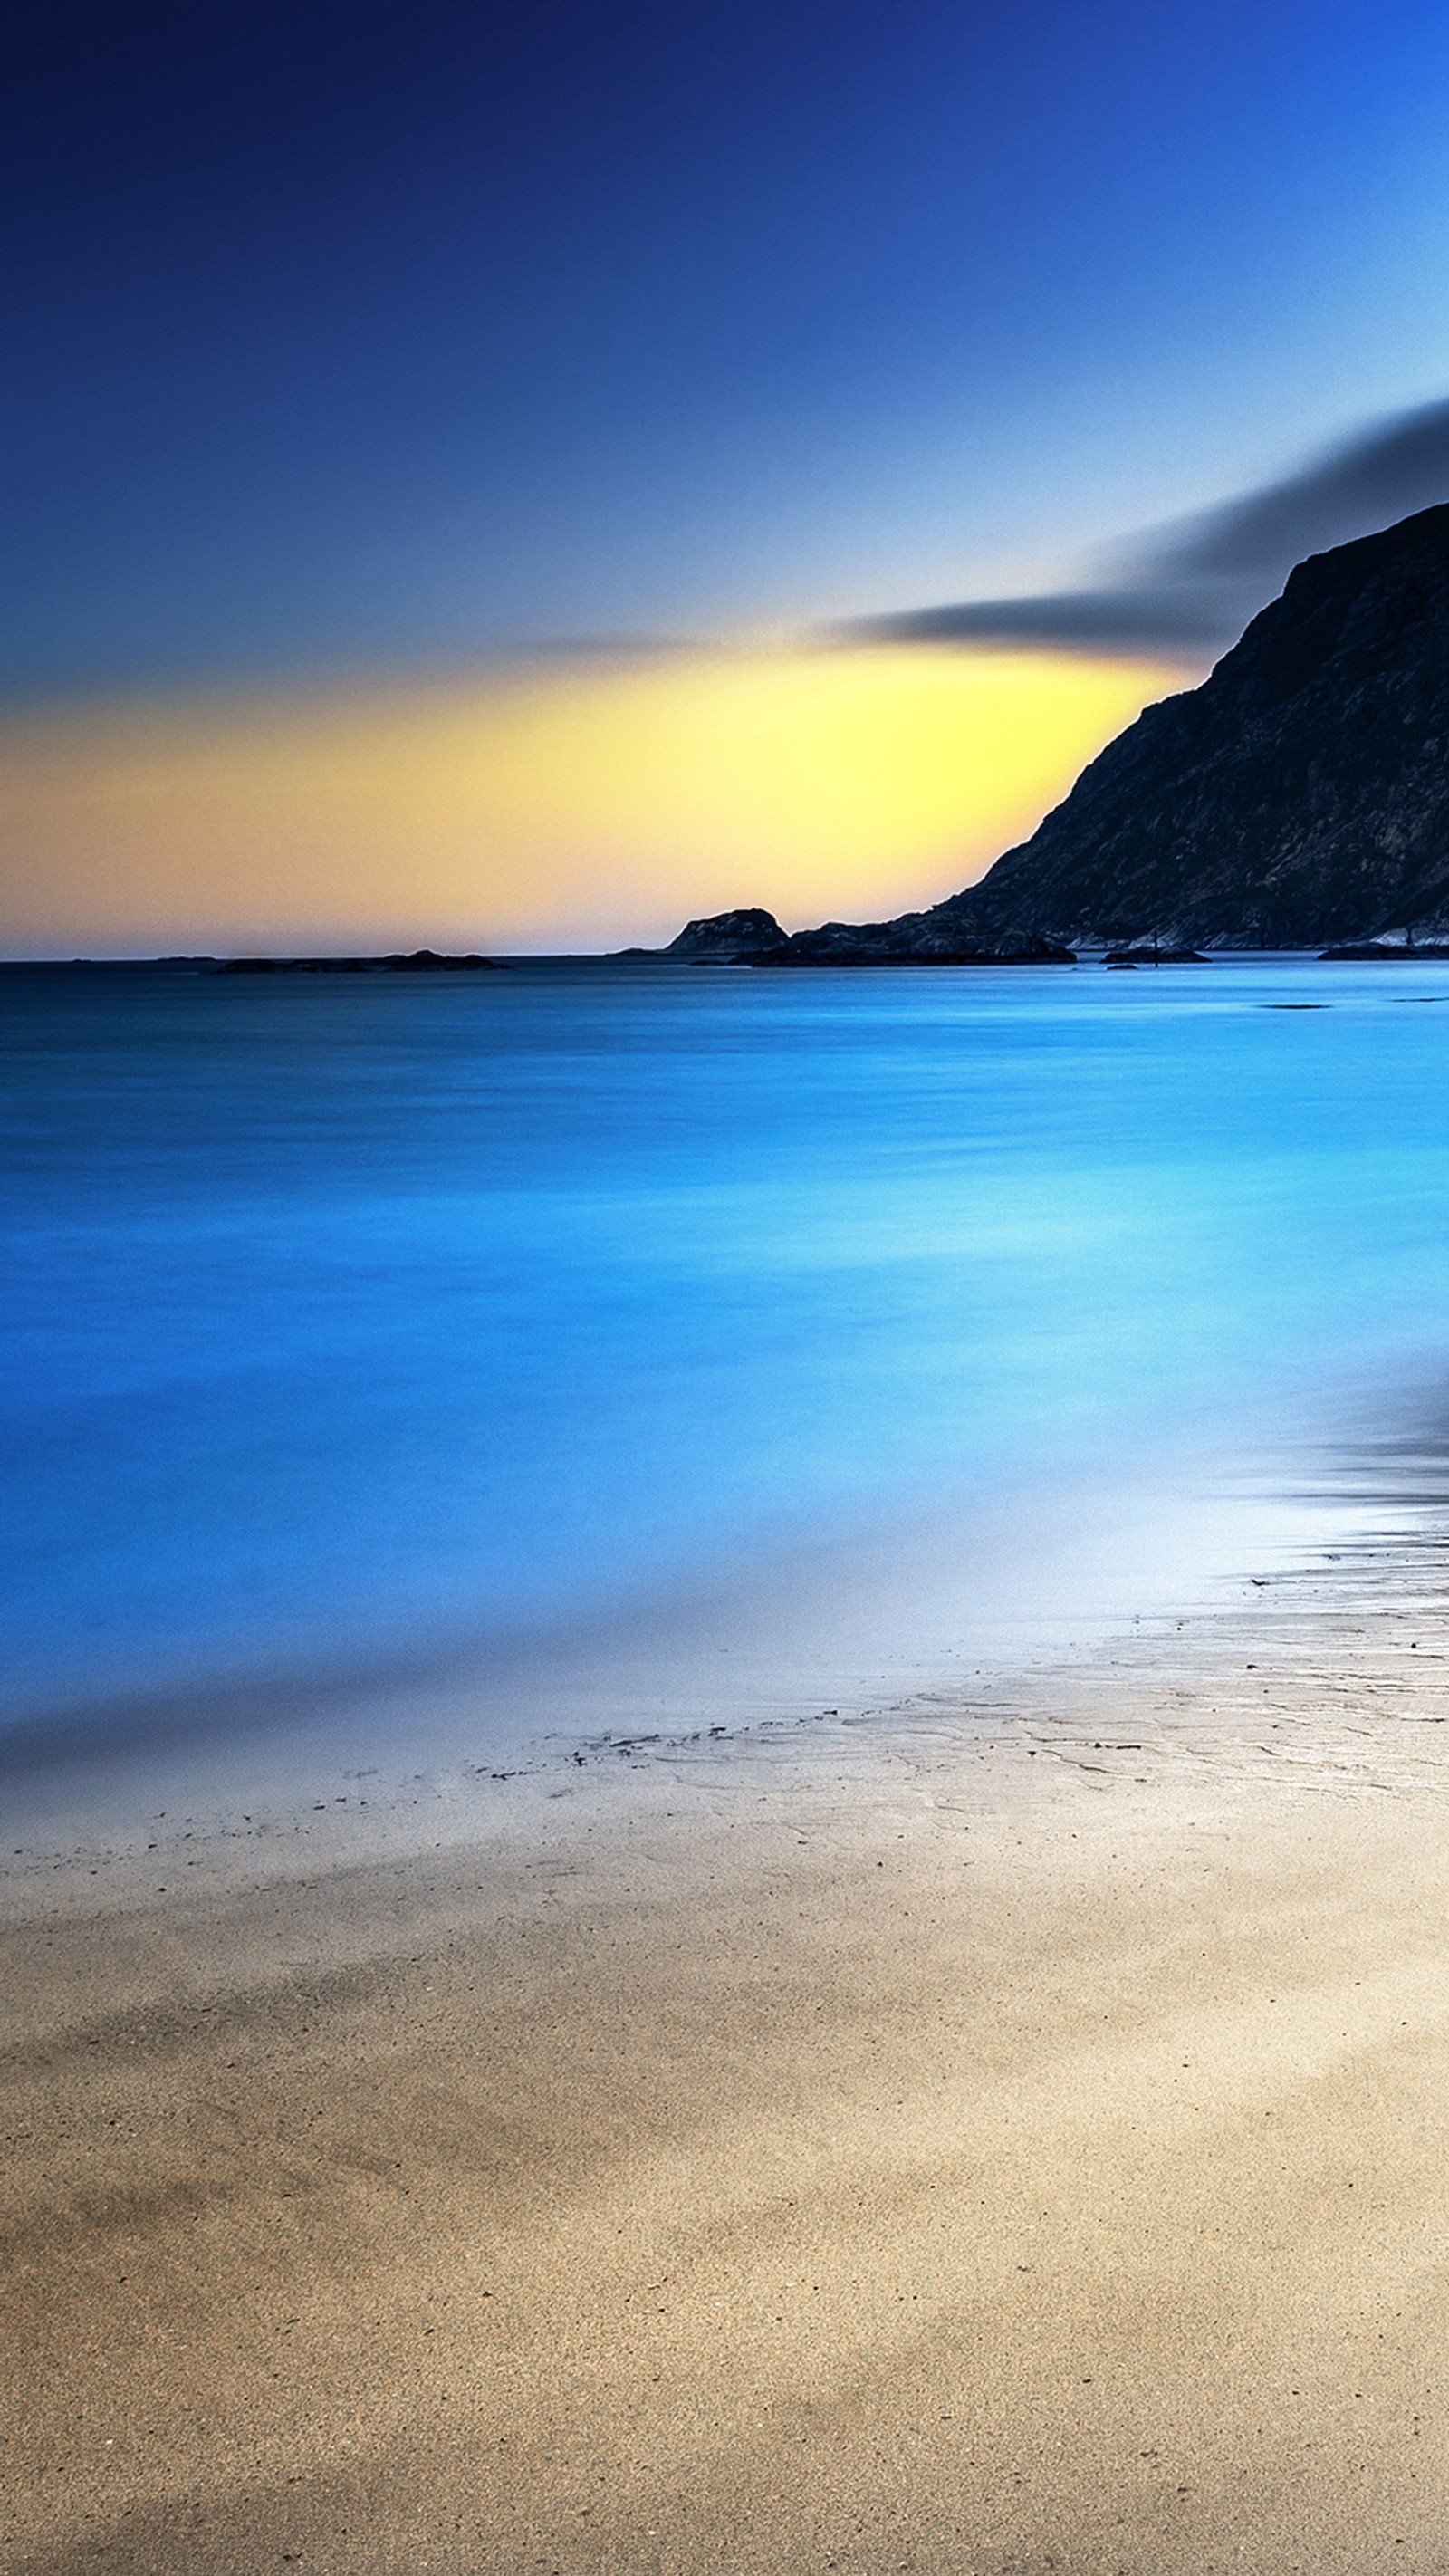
[5,955,1449,1755]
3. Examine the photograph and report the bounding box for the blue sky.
[8,0,1449,696]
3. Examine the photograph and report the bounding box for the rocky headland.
[628,909,1076,966]
[638,504,1449,961]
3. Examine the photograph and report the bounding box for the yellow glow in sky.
[0,645,1188,953]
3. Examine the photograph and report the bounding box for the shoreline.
[0,1408,1373,1927]
[7,1497,1449,2571]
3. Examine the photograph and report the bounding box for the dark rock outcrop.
[888,504,1449,953]
[621,908,791,962]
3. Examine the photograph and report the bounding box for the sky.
[6,0,1449,950]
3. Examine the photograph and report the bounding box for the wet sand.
[6,1521,1449,2574]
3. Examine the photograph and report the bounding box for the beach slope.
[5,1562,1449,2573]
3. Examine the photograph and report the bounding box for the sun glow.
[0,645,1187,953]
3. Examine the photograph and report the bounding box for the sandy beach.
[6,1511,1449,2576]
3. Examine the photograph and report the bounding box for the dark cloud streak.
[849,398,1449,660]
[853,584,1239,654]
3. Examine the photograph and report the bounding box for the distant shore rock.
[219,949,505,975]
[1103,947,1209,966]
[1318,941,1449,960]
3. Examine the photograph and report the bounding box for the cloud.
[850,585,1236,655]
[849,397,1449,660]
[1167,399,1449,580]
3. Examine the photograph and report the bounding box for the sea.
[6,952,1449,1792]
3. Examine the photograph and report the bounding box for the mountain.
[647,505,1449,961]
[940,502,1449,950]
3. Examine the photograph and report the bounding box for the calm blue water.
[5,955,1449,1754]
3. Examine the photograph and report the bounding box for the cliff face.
[925,503,1449,951]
